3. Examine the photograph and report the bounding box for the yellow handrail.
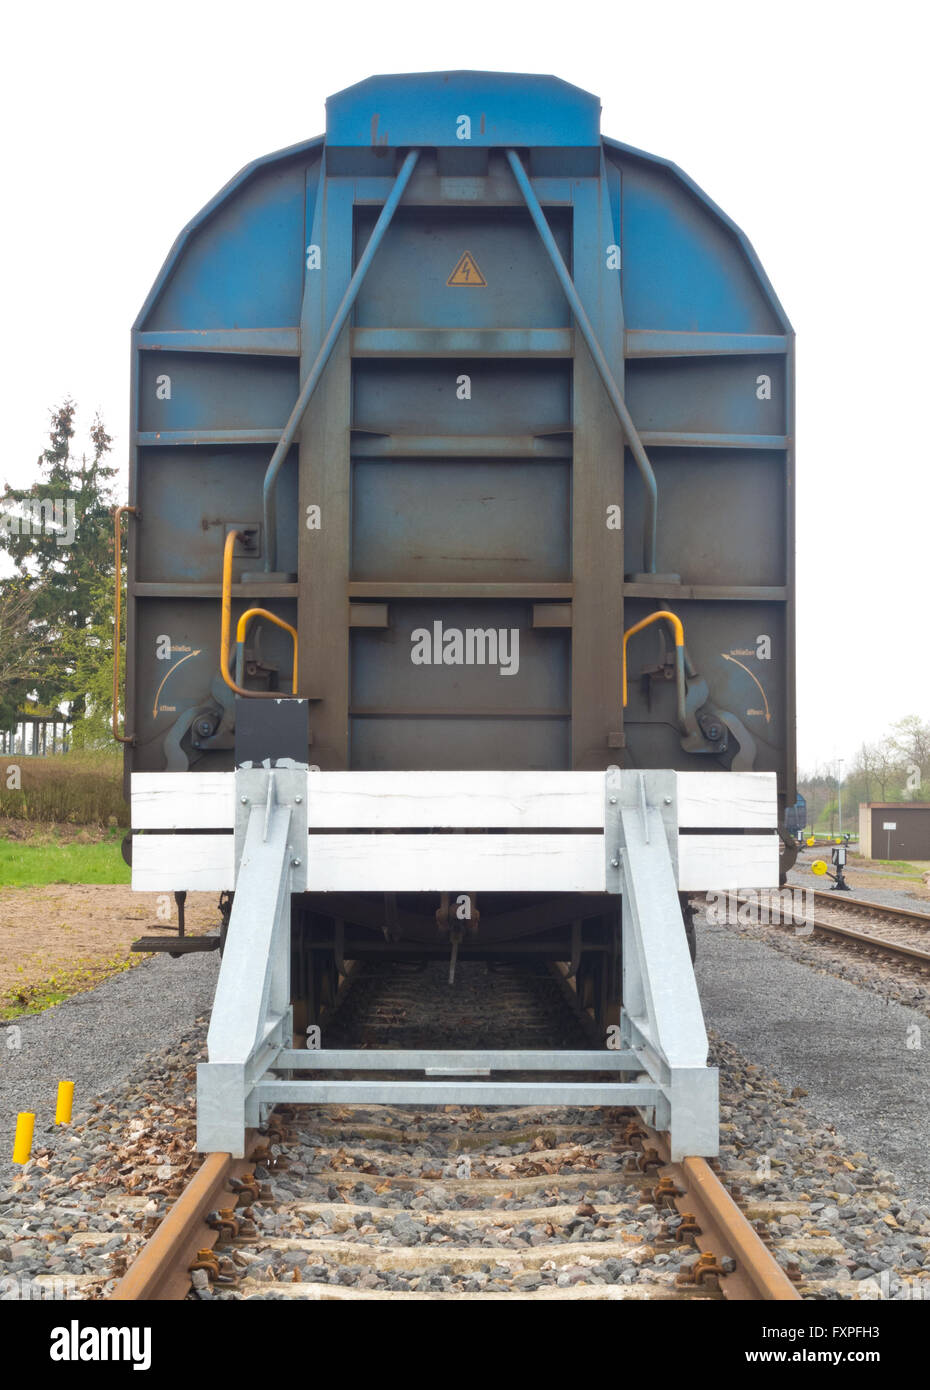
[622,609,686,729]
[220,530,298,698]
[236,608,298,694]
[112,505,138,744]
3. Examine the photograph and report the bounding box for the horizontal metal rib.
[137,329,300,356]
[347,581,573,599]
[274,1049,639,1070]
[349,707,571,719]
[256,1081,659,1105]
[625,330,789,358]
[351,328,573,358]
[623,583,788,602]
[637,431,789,450]
[132,582,298,599]
[351,433,570,458]
[137,429,282,447]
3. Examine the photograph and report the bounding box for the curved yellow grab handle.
[622,610,685,708]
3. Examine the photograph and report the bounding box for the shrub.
[0,750,127,825]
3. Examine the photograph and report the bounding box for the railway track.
[111,962,799,1303]
[741,890,930,967]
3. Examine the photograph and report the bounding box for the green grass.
[864,859,925,879]
[1,955,139,1022]
[0,833,129,886]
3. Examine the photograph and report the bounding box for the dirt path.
[0,887,221,1013]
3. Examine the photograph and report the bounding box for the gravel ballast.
[695,911,930,1197]
[0,950,219,1190]
[1,942,929,1299]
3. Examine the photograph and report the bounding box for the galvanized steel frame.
[196,766,718,1160]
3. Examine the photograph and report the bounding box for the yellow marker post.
[806,837,816,847]
[12,1113,35,1165]
[55,1081,74,1125]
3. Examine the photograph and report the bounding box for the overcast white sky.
[1,0,926,772]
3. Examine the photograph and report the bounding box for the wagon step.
[131,936,221,954]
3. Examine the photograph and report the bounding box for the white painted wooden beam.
[676,771,777,829]
[132,833,234,890]
[305,770,604,828]
[303,832,606,892]
[131,772,233,829]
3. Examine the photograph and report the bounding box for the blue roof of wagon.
[135,70,791,336]
[326,71,602,147]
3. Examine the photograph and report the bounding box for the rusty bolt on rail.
[235,1209,260,1238]
[189,1248,238,1289]
[677,1250,727,1289]
[650,1175,682,1208]
[637,1146,664,1173]
[206,1208,240,1240]
[190,1249,220,1281]
[675,1212,703,1245]
[229,1171,260,1203]
[621,1120,647,1148]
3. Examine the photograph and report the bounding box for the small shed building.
[858,803,930,860]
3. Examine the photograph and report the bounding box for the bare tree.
[888,715,930,799]
[870,738,901,801]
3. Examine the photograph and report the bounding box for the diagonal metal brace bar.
[197,775,295,1153]
[263,148,420,570]
[506,148,658,575]
[616,770,717,1159]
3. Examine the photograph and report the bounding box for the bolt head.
[291,857,302,868]
[663,796,672,805]
[610,858,620,868]
[609,796,617,804]
[240,795,248,804]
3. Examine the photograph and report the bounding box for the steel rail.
[645,1128,800,1300]
[114,960,797,1303]
[804,917,930,965]
[111,974,362,1301]
[112,1112,797,1303]
[112,1101,796,1302]
[811,890,930,927]
[549,962,797,1300]
[734,894,930,966]
[110,1137,257,1301]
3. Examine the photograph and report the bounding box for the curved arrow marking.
[152,649,202,719]
[720,652,771,723]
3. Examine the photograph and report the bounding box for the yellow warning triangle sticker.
[447,251,487,287]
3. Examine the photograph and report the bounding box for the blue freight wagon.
[120,72,794,1156]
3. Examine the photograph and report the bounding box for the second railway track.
[737,889,930,967]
